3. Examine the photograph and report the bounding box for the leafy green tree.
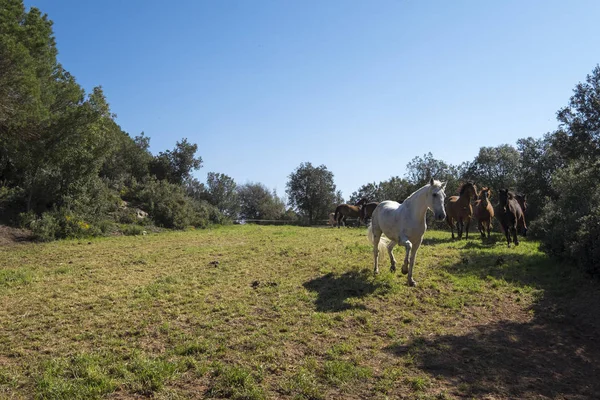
[534,65,600,276]
[463,145,520,192]
[205,172,239,218]
[149,139,202,185]
[348,182,380,205]
[237,183,286,220]
[100,131,153,184]
[379,176,414,203]
[552,65,600,162]
[404,153,463,196]
[286,162,338,224]
[515,136,561,219]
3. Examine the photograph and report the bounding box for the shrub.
[533,161,600,277]
[29,213,60,242]
[133,177,224,229]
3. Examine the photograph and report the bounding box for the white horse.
[367,178,447,286]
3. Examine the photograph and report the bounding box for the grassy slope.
[0,225,599,399]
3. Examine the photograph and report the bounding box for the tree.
[404,153,462,196]
[205,172,238,218]
[379,176,414,203]
[463,145,520,192]
[100,131,153,184]
[552,64,600,162]
[515,136,561,220]
[149,138,202,185]
[237,183,286,220]
[286,162,337,224]
[348,182,380,205]
[534,65,600,276]
[406,153,451,186]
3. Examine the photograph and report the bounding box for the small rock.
[251,280,260,288]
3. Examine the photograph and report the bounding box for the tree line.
[1,1,599,277]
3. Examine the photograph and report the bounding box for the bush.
[133,178,224,229]
[29,213,61,242]
[123,225,145,236]
[533,161,600,277]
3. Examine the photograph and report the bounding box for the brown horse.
[496,189,526,247]
[473,187,494,239]
[334,198,365,228]
[445,181,478,239]
[359,201,380,224]
[515,194,528,236]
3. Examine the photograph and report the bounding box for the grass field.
[1,225,599,399]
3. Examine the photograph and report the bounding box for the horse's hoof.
[401,267,408,275]
[374,270,379,275]
[408,279,417,287]
[390,265,396,273]
[515,241,520,246]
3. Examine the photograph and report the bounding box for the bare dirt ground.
[0,225,33,246]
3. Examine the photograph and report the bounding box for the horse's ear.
[429,177,434,186]
[441,181,447,190]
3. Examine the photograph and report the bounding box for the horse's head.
[498,188,510,206]
[479,187,490,201]
[460,181,478,199]
[428,178,447,221]
[355,198,368,207]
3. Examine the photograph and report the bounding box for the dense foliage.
[0,1,223,238]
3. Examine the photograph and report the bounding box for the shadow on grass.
[421,236,454,246]
[384,239,600,398]
[386,318,600,399]
[303,270,384,312]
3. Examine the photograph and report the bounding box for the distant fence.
[237,218,363,227]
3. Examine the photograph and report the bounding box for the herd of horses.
[331,181,527,248]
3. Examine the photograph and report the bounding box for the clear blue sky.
[25,0,600,200]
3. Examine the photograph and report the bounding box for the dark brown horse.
[334,198,366,228]
[515,194,528,236]
[496,189,526,247]
[445,181,478,239]
[359,201,380,224]
[473,187,494,239]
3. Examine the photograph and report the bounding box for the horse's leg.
[465,217,471,240]
[478,218,485,239]
[457,219,463,240]
[400,234,412,275]
[387,240,397,273]
[406,239,421,287]
[487,220,491,239]
[512,222,519,246]
[372,231,382,275]
[521,217,528,237]
[504,222,511,247]
[446,216,455,240]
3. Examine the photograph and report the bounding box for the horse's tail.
[334,205,340,221]
[367,223,390,255]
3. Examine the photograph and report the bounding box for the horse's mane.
[404,180,443,203]
[459,181,475,196]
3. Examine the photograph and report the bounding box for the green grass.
[0,225,598,399]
